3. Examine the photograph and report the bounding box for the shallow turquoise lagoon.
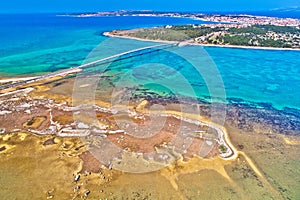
[0,14,299,113]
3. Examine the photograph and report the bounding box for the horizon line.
[0,9,296,15]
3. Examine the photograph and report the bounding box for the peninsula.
[105,24,300,49]
[71,10,300,49]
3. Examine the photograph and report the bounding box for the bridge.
[0,42,180,90]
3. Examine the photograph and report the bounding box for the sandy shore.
[103,32,176,44]
[104,32,300,51]
[0,76,37,83]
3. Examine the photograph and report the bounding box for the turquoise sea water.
[0,14,200,75]
[0,14,300,114]
[206,47,300,110]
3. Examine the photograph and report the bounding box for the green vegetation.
[217,25,299,47]
[171,26,223,38]
[117,24,300,48]
[127,28,190,41]
[219,145,227,153]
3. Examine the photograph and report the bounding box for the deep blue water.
[0,13,299,113]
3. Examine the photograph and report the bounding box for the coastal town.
[65,10,300,27]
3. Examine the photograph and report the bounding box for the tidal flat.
[0,76,299,200]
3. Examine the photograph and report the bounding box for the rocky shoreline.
[0,82,237,164]
[1,74,299,199]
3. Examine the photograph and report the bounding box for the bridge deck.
[0,42,179,90]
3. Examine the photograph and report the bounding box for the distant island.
[64,10,300,49]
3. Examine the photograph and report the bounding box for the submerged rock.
[74,174,80,182]
[84,189,90,196]
[0,128,5,134]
